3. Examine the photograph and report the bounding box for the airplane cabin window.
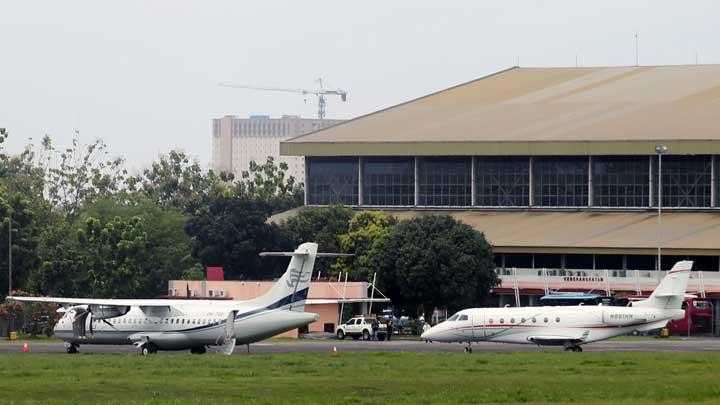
[521,318,526,323]
[499,318,504,324]
[510,318,515,324]
[555,317,560,323]
[488,319,493,324]
[532,318,537,323]
[543,317,549,323]
[458,315,468,321]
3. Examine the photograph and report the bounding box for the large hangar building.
[280,65,720,316]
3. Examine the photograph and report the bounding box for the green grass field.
[2,352,720,404]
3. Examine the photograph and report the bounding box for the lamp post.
[655,144,668,277]
[6,212,11,297]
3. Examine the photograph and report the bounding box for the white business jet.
[8,242,345,355]
[421,260,692,352]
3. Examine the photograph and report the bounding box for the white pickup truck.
[336,316,388,341]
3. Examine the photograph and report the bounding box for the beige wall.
[211,115,343,180]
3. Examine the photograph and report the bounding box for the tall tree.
[235,157,303,214]
[0,130,51,297]
[183,156,305,280]
[332,211,397,281]
[280,206,354,277]
[370,215,498,314]
[128,150,225,215]
[184,194,287,280]
[40,134,126,219]
[31,197,197,298]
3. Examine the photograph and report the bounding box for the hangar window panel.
[418,157,472,206]
[565,254,593,269]
[626,255,655,271]
[534,253,562,269]
[362,157,415,206]
[592,157,649,207]
[504,253,532,268]
[533,157,588,207]
[595,255,623,270]
[475,157,529,206]
[689,256,719,272]
[653,155,711,208]
[307,157,358,205]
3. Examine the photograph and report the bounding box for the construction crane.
[218,78,347,120]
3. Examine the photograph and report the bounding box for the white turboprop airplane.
[421,260,693,352]
[8,242,343,355]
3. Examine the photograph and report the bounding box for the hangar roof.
[281,65,720,156]
[391,210,720,256]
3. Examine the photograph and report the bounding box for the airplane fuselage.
[54,300,318,350]
[422,305,684,346]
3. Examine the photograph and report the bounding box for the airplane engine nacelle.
[89,305,130,319]
[602,310,640,326]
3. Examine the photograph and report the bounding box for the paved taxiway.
[3,337,720,354]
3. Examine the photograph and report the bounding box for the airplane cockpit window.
[457,315,469,321]
[447,314,460,322]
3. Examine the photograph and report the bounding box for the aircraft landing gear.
[140,343,159,356]
[564,345,583,352]
[66,344,79,354]
[190,346,207,355]
[464,343,473,353]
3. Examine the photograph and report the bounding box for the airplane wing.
[7,296,176,307]
[527,330,590,346]
[7,296,184,318]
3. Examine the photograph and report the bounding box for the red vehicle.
[667,298,713,335]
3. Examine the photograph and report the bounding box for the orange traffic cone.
[22,342,29,353]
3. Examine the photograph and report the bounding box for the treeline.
[0,129,498,313]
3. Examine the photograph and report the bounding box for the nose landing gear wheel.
[66,344,79,354]
[464,345,473,353]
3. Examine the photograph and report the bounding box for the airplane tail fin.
[247,242,318,312]
[633,261,693,310]
[247,242,352,312]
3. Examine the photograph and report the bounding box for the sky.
[1,0,719,171]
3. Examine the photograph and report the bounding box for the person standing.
[371,318,379,341]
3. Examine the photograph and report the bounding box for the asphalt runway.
[3,337,720,355]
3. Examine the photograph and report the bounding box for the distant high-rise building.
[211,115,343,183]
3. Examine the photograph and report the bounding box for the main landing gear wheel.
[140,343,159,356]
[564,345,583,352]
[190,346,207,355]
[66,344,79,354]
[464,345,473,353]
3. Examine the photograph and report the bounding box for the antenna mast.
[634,32,639,66]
